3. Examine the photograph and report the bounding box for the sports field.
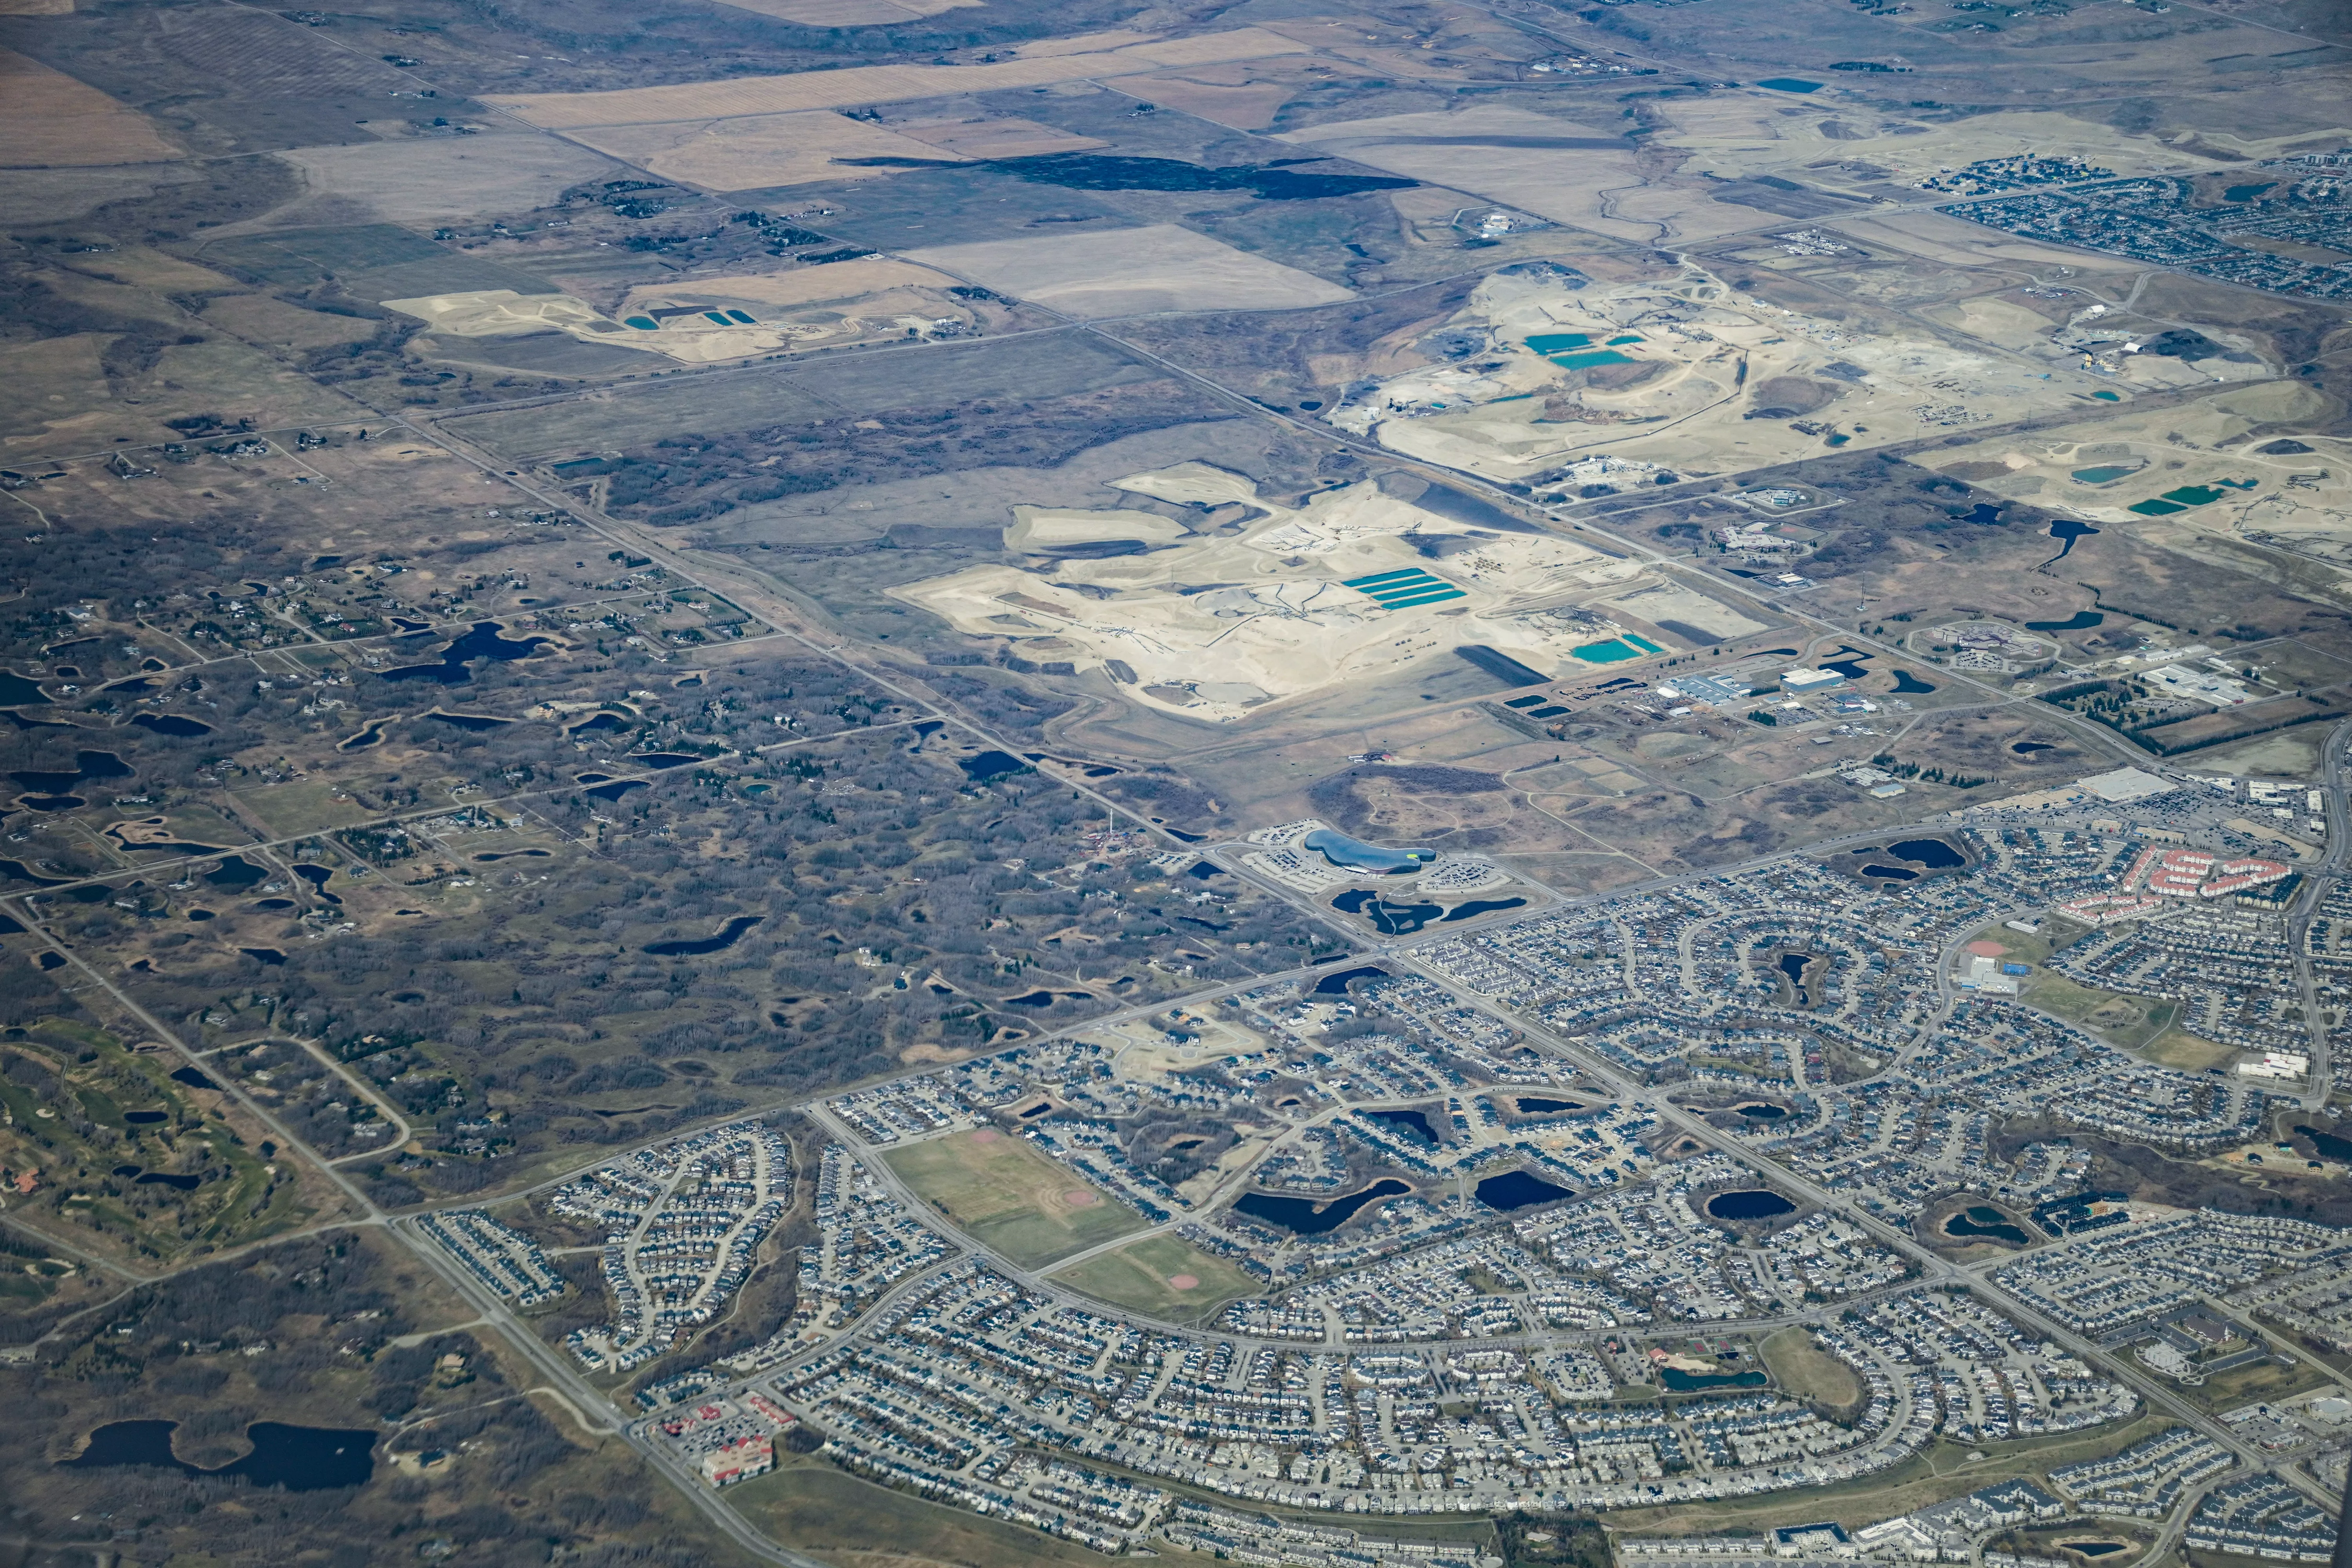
[884,1128,1145,1269]
[1053,1232,1261,1323]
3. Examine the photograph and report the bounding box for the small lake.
[1477,1170,1573,1211]
[1889,838,1964,868]
[1735,1103,1787,1120]
[204,856,266,891]
[132,714,213,738]
[2042,519,2101,564]
[1443,898,1526,922]
[2064,1543,2128,1559]
[586,779,646,802]
[1304,828,1434,873]
[1363,1107,1439,1145]
[2071,466,2137,485]
[2025,610,2103,633]
[1515,1096,1585,1114]
[170,1066,219,1089]
[64,1420,376,1490]
[1943,1204,2029,1245]
[1890,670,1935,694]
[380,621,551,684]
[1570,636,1662,664]
[427,710,512,732]
[987,151,1414,201]
[2296,1124,2352,1161]
[1331,889,1442,935]
[1706,1189,1796,1221]
[1234,1178,1410,1236]
[960,750,1028,782]
[0,669,53,706]
[645,914,763,956]
[1527,333,1592,352]
[1661,1366,1769,1393]
[1313,964,1390,995]
[11,749,133,793]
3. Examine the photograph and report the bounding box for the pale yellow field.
[569,111,967,192]
[895,115,1106,160]
[0,47,180,166]
[487,27,1307,129]
[904,223,1351,316]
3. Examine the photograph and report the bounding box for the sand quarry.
[1922,381,2352,549]
[383,258,975,364]
[886,461,1743,722]
[1327,263,2112,482]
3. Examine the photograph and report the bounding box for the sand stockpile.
[381,289,618,338]
[904,224,1350,316]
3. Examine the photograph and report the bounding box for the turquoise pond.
[2091,390,2120,401]
[1526,333,1592,352]
[1553,350,1634,369]
[1570,635,1662,664]
[2071,466,2137,485]
[1606,334,1644,346]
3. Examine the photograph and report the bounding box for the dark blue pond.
[970,152,1415,201]
[139,1170,203,1189]
[2040,521,2100,565]
[1331,889,1443,935]
[1706,1189,1796,1220]
[586,779,646,802]
[380,622,550,684]
[644,914,764,956]
[2297,1124,2352,1161]
[203,857,266,890]
[960,750,1028,782]
[1515,1096,1585,1114]
[1861,864,1918,880]
[626,753,700,769]
[2025,609,2104,633]
[1313,964,1390,995]
[1889,838,1964,868]
[1942,1205,2029,1245]
[1889,671,1935,694]
[1737,1103,1788,1120]
[1477,1170,1573,1211]
[1363,1107,1438,1145]
[1234,1178,1410,1235]
[1662,1367,1769,1392]
[1442,898,1527,922]
[131,713,213,738]
[0,669,52,705]
[427,710,511,731]
[124,1110,167,1125]
[63,1420,375,1490]
[170,1066,219,1090]
[11,750,132,793]
[292,864,340,904]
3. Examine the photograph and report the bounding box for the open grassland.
[884,1128,1145,1268]
[1759,1326,1862,1413]
[1053,1232,1261,1324]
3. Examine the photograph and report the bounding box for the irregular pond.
[380,622,551,684]
[1442,897,1527,922]
[131,714,213,738]
[1477,1170,1573,1210]
[1234,1179,1410,1236]
[1515,1096,1585,1114]
[1312,964,1390,995]
[644,914,764,956]
[1942,1204,2029,1245]
[960,750,1028,782]
[1706,1189,1796,1220]
[63,1419,376,1490]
